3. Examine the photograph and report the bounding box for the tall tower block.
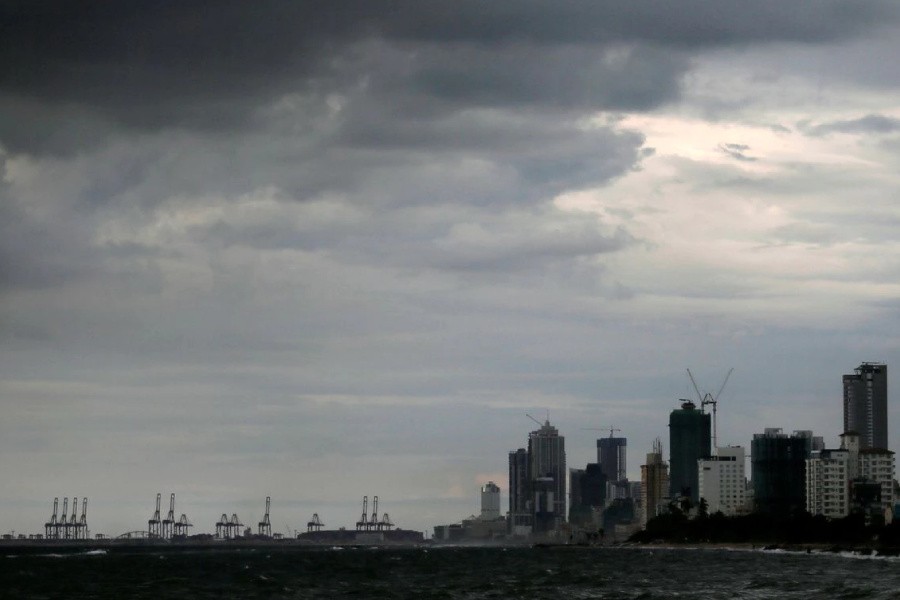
[843,362,888,450]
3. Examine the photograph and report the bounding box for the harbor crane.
[45,498,59,539]
[148,493,162,538]
[60,497,69,539]
[162,494,176,539]
[174,513,192,537]
[356,496,369,531]
[687,367,734,450]
[368,496,380,531]
[258,496,272,537]
[77,497,88,540]
[68,497,79,539]
[215,514,229,539]
[306,513,324,533]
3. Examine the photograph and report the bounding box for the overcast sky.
[4,1,900,537]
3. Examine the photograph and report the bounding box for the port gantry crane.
[59,497,69,539]
[258,496,272,537]
[306,513,324,533]
[686,367,734,451]
[68,497,80,539]
[229,513,243,539]
[173,513,192,537]
[367,496,380,532]
[356,496,369,531]
[78,498,88,540]
[148,493,162,538]
[161,494,176,539]
[45,497,59,539]
[215,513,230,539]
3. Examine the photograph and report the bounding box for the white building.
[806,432,896,520]
[806,449,851,518]
[859,448,895,516]
[698,446,746,516]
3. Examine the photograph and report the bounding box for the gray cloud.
[718,143,757,162]
[2,1,898,155]
[801,114,900,137]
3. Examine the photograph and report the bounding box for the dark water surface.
[3,545,899,599]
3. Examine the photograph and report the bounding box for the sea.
[2,545,900,599]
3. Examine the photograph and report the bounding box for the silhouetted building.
[751,428,812,516]
[480,482,501,520]
[528,419,566,533]
[669,400,711,503]
[508,448,531,533]
[843,363,888,450]
[569,463,607,528]
[598,437,627,483]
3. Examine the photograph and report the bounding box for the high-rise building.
[698,446,746,516]
[480,482,501,520]
[508,448,530,533]
[640,438,669,527]
[843,363,888,450]
[669,400,711,503]
[597,437,627,483]
[751,428,812,516]
[528,419,566,533]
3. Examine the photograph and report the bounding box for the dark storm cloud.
[2,1,897,154]
[801,114,900,137]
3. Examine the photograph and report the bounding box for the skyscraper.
[528,419,566,532]
[598,436,627,483]
[508,448,530,532]
[668,400,711,503]
[843,362,888,450]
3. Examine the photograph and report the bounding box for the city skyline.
[4,2,900,535]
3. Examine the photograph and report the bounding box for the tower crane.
[687,367,734,451]
[581,427,622,438]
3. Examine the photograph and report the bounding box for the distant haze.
[3,2,900,536]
